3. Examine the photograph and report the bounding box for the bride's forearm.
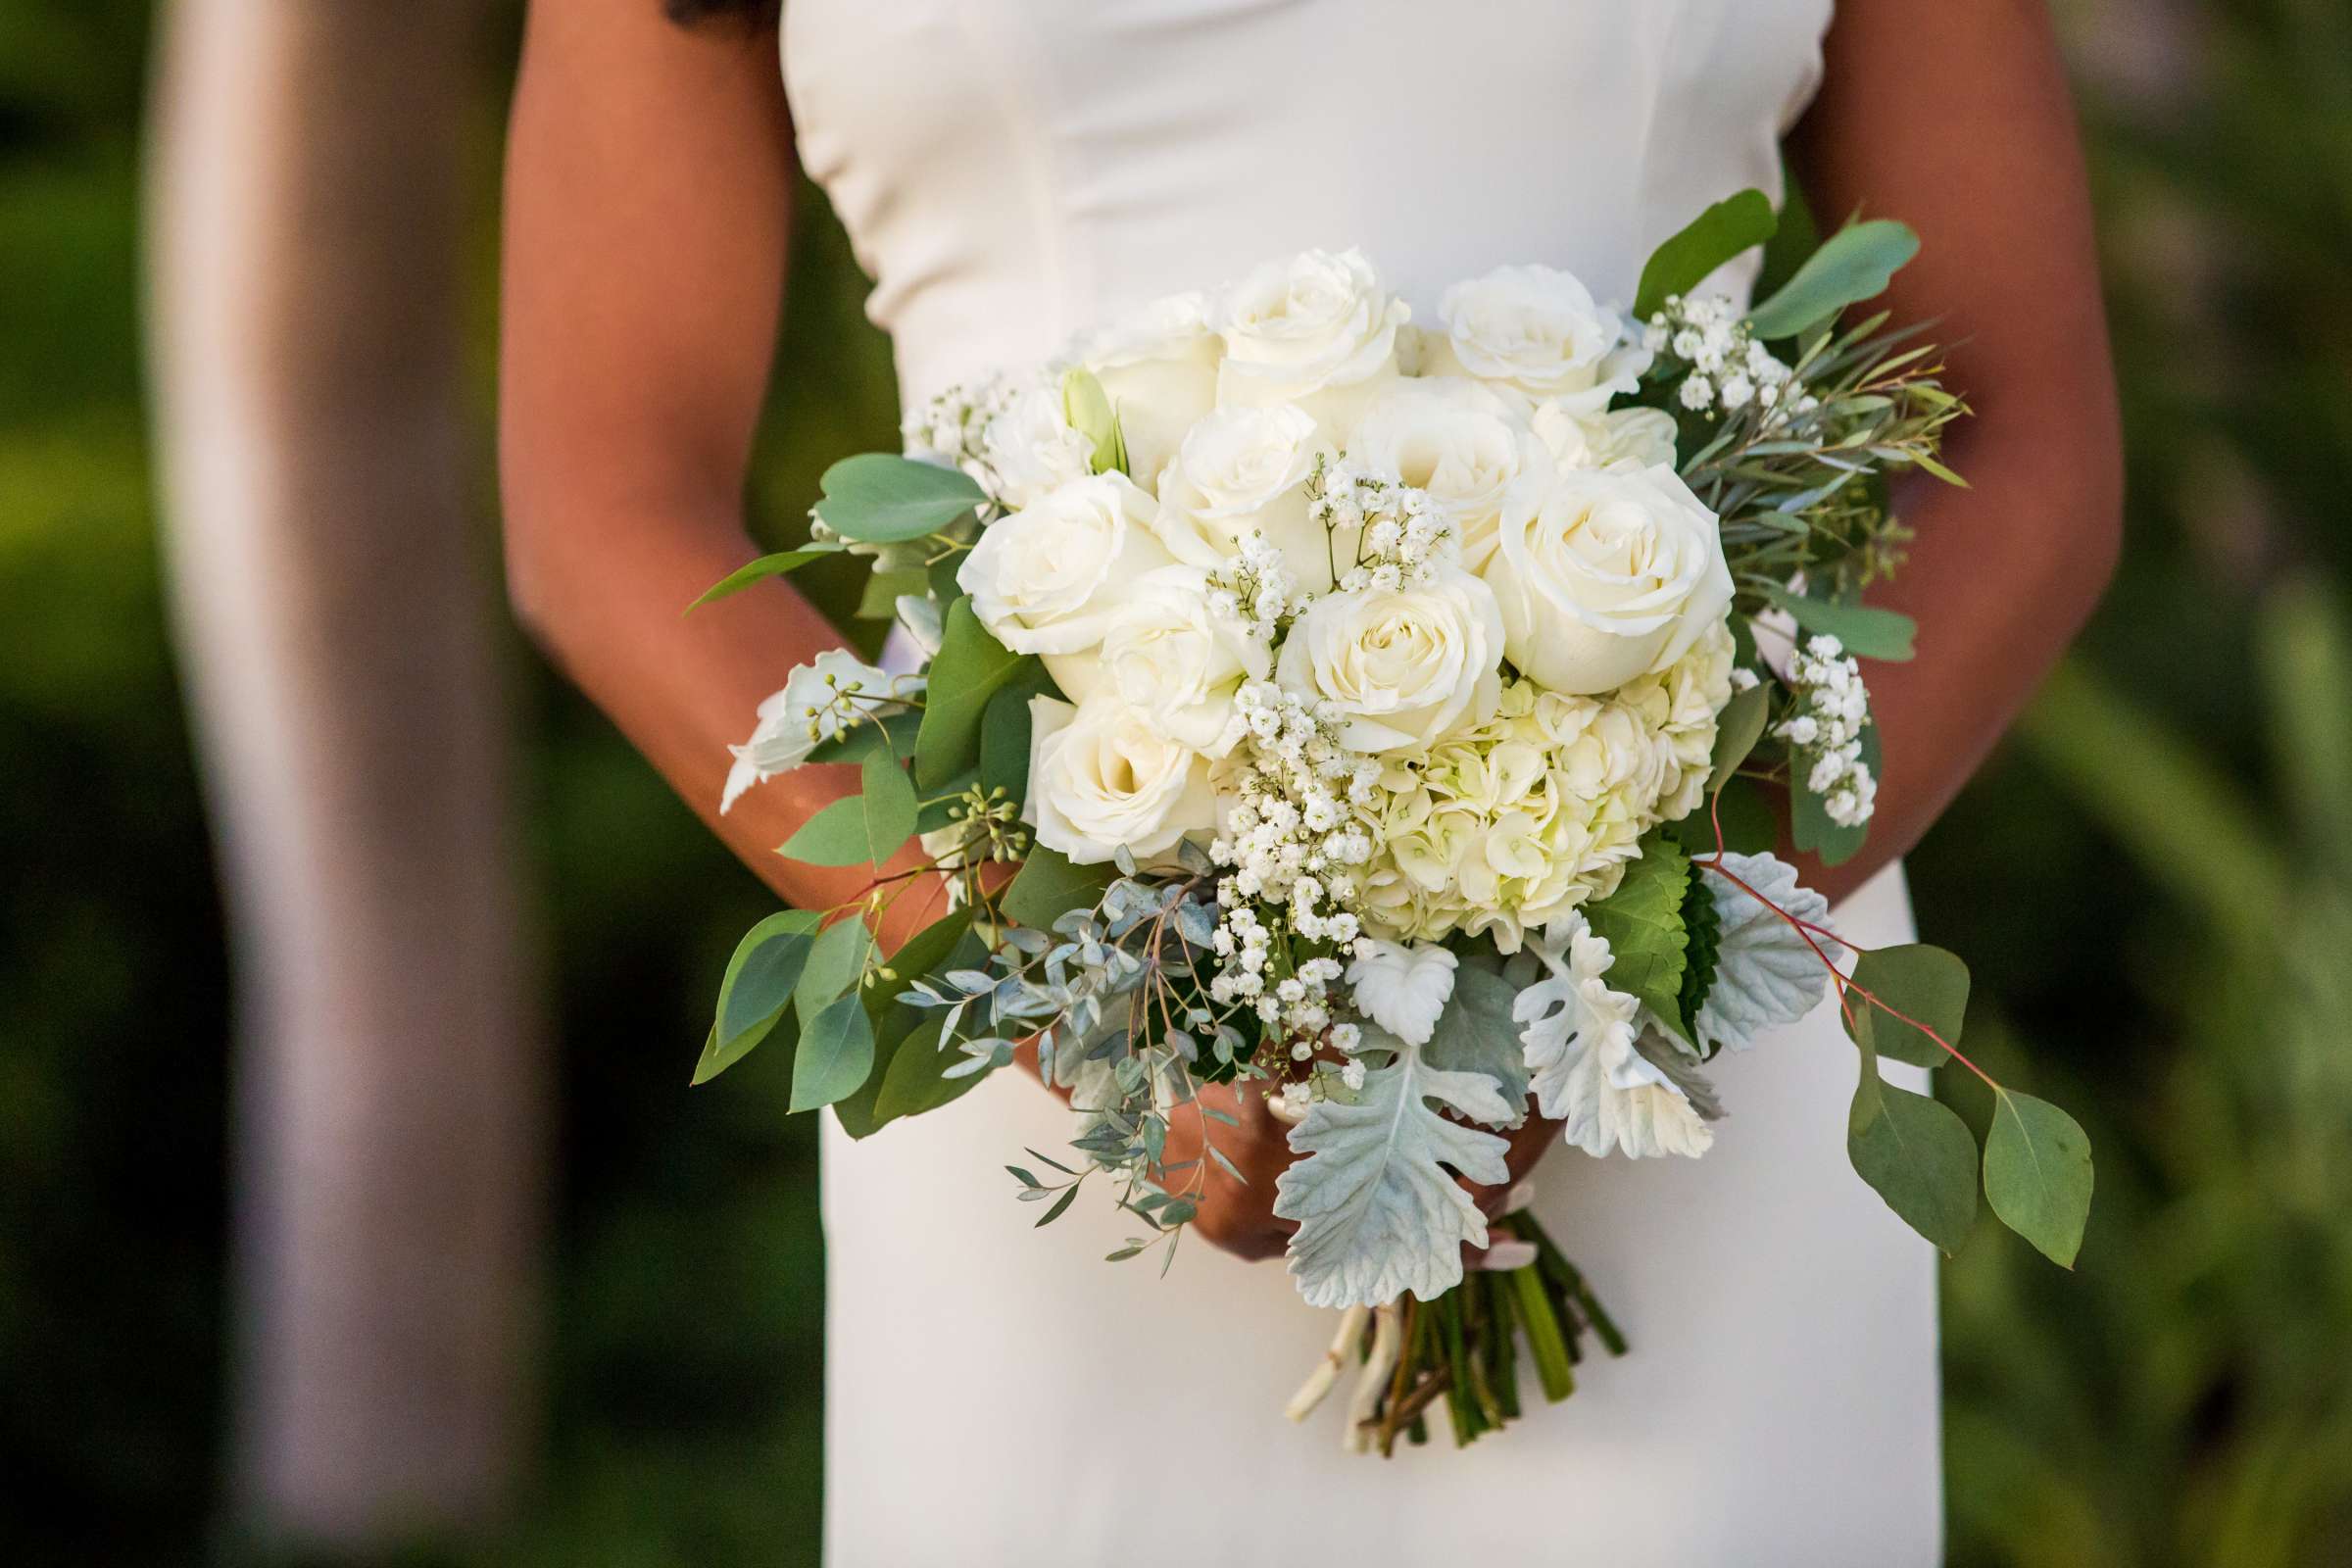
[505,495,899,913]
[1787,0,2123,902]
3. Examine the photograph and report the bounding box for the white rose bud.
[1276,566,1504,753]
[1530,401,1681,472]
[1152,404,1335,592]
[977,374,1097,511]
[1071,290,1222,491]
[1348,378,1555,572]
[1024,695,1219,866]
[1098,566,1269,755]
[1426,264,1651,414]
[1483,463,1734,697]
[957,472,1173,697]
[1214,248,1408,431]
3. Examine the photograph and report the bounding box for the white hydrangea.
[1350,620,1734,953]
[1777,633,1877,827]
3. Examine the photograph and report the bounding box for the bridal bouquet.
[694,191,2095,1453]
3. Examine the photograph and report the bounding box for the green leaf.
[1677,872,1723,1039]
[864,1016,989,1126]
[710,908,821,1063]
[1761,586,1916,662]
[856,565,929,620]
[1840,944,1968,1069]
[795,916,874,1023]
[777,754,918,868]
[1745,218,1920,340]
[999,843,1113,931]
[1060,367,1128,476]
[1424,962,1532,1109]
[979,667,1057,807]
[1706,682,1771,794]
[1583,834,1692,1038]
[778,799,879,866]
[812,454,987,545]
[858,750,919,867]
[691,1009,800,1089]
[915,599,1035,789]
[1847,1050,1981,1255]
[790,993,876,1112]
[1984,1090,2094,1268]
[688,550,833,611]
[1634,188,1779,319]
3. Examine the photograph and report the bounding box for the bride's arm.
[502,0,946,930]
[1786,0,2124,901]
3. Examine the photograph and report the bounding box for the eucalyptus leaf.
[1001,845,1115,932]
[1706,682,1771,794]
[790,993,876,1113]
[1847,1049,1980,1255]
[915,599,1034,789]
[711,908,821,1060]
[858,750,919,867]
[1634,188,1779,319]
[1841,944,1968,1070]
[1745,219,1920,341]
[778,798,883,867]
[812,454,986,545]
[795,917,875,1023]
[1984,1090,2094,1268]
[688,549,834,611]
[1762,586,1917,662]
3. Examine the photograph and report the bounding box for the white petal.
[1345,940,1458,1046]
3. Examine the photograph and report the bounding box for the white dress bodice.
[782,7,1944,1565]
[786,0,1833,405]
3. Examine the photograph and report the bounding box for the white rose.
[1348,379,1554,572]
[1531,401,1681,471]
[957,473,1172,694]
[1426,264,1650,414]
[1025,695,1219,866]
[1276,566,1504,752]
[1152,404,1334,592]
[721,649,903,812]
[1072,290,1222,490]
[976,373,1097,510]
[1214,248,1408,427]
[1483,463,1734,697]
[1098,566,1269,755]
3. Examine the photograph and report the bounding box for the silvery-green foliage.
[1631,1025,1726,1121]
[1421,960,1531,1120]
[1694,852,1839,1051]
[1274,1028,1515,1309]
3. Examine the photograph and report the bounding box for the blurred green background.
[3,2,2349,1563]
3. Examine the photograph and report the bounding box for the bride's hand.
[1164,1078,1566,1267]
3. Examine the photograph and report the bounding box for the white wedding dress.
[783,3,1942,1563]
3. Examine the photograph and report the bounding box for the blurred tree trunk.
[146,0,543,1547]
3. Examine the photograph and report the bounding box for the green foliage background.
[2,2,2348,1562]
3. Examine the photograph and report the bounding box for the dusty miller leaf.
[1694,852,1838,1052]
[1274,1031,1512,1309]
